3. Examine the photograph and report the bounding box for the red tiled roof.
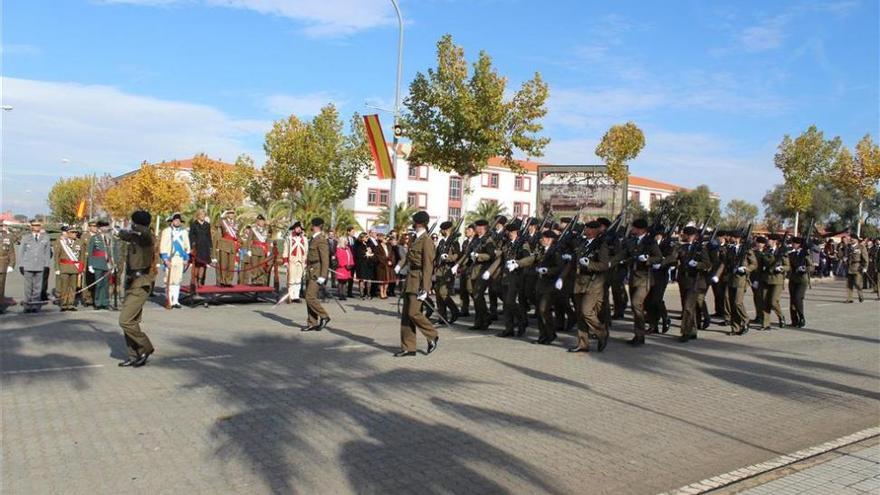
[628,175,685,192]
[486,156,542,173]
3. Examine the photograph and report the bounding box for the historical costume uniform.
[159,213,191,308]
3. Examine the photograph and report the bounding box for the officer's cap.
[311,217,325,227]
[88,220,97,226]
[131,210,151,227]
[60,225,71,232]
[682,226,698,236]
[256,214,265,221]
[289,221,302,231]
[542,230,558,239]
[474,219,489,227]
[223,209,235,216]
[29,219,42,226]
[597,217,612,228]
[585,220,601,229]
[631,218,649,229]
[412,211,430,225]
[439,221,453,230]
[167,212,182,223]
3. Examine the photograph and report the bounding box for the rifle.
[660,212,682,250]
[734,223,754,270]
[797,217,815,288]
[434,217,465,269]
[528,213,553,249]
[541,207,585,262]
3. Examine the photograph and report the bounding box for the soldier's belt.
[92,250,108,257]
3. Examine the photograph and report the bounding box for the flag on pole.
[76,199,86,219]
[363,114,395,180]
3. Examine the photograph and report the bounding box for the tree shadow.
[787,326,879,344]
[254,309,299,328]
[345,303,399,318]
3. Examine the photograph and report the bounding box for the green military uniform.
[87,228,114,309]
[110,235,126,310]
[304,227,330,328]
[870,242,880,299]
[80,227,95,306]
[399,226,439,353]
[55,233,83,310]
[677,233,714,340]
[646,236,678,333]
[521,224,541,317]
[246,222,271,286]
[469,228,496,330]
[215,213,239,286]
[572,232,610,351]
[788,240,812,327]
[517,233,563,345]
[760,239,790,329]
[456,233,473,317]
[725,240,758,335]
[434,225,461,323]
[0,228,16,312]
[844,240,869,302]
[714,239,732,324]
[619,226,662,343]
[117,217,156,361]
[750,243,767,325]
[497,226,531,337]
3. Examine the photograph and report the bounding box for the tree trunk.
[793,211,799,236]
[331,204,338,230]
[462,174,471,221]
[857,199,863,237]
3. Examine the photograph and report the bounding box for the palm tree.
[465,200,509,225]
[290,184,361,232]
[376,202,417,234]
[238,199,294,239]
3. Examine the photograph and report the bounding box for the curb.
[657,426,880,495]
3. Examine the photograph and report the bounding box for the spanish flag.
[363,114,395,180]
[76,199,87,219]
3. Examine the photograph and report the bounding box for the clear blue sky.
[2,0,878,215]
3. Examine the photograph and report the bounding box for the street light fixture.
[388,0,404,233]
[1,105,12,111]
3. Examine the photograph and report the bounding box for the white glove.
[751,281,759,289]
[638,254,649,262]
[5,266,12,273]
[554,278,563,290]
[862,268,868,273]
[470,252,477,260]
[451,264,459,276]
[394,265,401,274]
[506,260,518,272]
[578,257,589,267]
[481,271,491,281]
[711,276,719,284]
[417,290,428,301]
[798,266,806,273]
[561,254,572,262]
[88,266,95,274]
[537,267,548,275]
[211,258,218,264]
[55,270,60,275]
[440,253,449,261]
[688,259,698,268]
[247,250,252,257]
[774,266,783,273]
[652,263,661,270]
[316,277,326,285]
[736,266,746,274]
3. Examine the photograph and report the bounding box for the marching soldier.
[215,209,239,286]
[468,219,496,330]
[725,231,758,336]
[843,236,869,303]
[677,226,713,341]
[80,220,97,307]
[117,210,157,367]
[619,218,662,346]
[434,221,461,325]
[568,220,610,352]
[750,236,768,325]
[246,214,271,286]
[55,226,84,311]
[456,224,475,317]
[282,221,308,303]
[159,213,190,309]
[302,218,330,332]
[0,225,15,314]
[760,234,789,330]
[487,216,507,322]
[394,211,440,357]
[516,230,563,345]
[713,231,732,326]
[497,221,530,337]
[646,225,678,334]
[871,239,880,300]
[788,237,812,327]
[521,218,541,317]
[86,219,114,310]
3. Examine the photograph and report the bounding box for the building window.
[407,192,428,208]
[448,207,461,220]
[481,172,500,188]
[513,202,531,216]
[514,175,531,192]
[650,193,660,206]
[449,176,462,200]
[408,164,428,181]
[630,190,641,203]
[368,188,390,207]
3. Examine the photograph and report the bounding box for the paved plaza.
[1,277,878,494]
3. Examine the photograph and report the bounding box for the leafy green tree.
[47,175,93,224]
[464,200,510,226]
[404,34,549,208]
[774,125,842,232]
[762,183,836,230]
[650,185,720,227]
[627,200,648,221]
[376,202,418,235]
[722,199,759,229]
[595,122,646,185]
[831,134,880,236]
[289,183,360,232]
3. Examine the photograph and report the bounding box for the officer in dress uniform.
[283,222,308,303]
[55,226,84,311]
[215,209,239,286]
[433,220,461,325]
[246,214,271,286]
[843,236,869,303]
[19,220,52,313]
[569,220,611,352]
[394,211,440,357]
[497,220,531,337]
[787,237,812,327]
[0,225,15,313]
[302,218,330,332]
[79,221,97,307]
[117,210,157,367]
[159,213,191,309]
[86,219,114,310]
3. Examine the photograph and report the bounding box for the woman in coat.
[374,233,396,299]
[188,209,213,287]
[335,236,355,301]
[353,233,375,299]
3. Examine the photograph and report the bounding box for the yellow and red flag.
[76,199,87,219]
[363,114,395,180]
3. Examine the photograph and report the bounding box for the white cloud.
[0,77,269,213]
[264,91,345,117]
[739,14,790,52]
[101,0,394,37]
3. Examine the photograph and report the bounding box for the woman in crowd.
[335,236,355,301]
[374,233,396,299]
[354,232,375,299]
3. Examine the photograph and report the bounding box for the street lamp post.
[388,0,404,234]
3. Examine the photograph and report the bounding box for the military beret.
[585,220,601,229]
[474,219,489,227]
[496,215,508,225]
[754,236,768,244]
[131,210,151,227]
[528,218,540,226]
[61,225,71,232]
[682,226,698,235]
[767,233,782,241]
[597,217,612,227]
[289,221,302,230]
[560,217,572,224]
[439,221,453,230]
[87,220,97,226]
[466,223,476,230]
[728,230,743,238]
[256,214,265,221]
[505,223,520,232]
[551,223,562,231]
[631,218,649,229]
[542,230,558,239]
[572,222,585,231]
[311,217,324,227]
[167,212,182,223]
[650,225,666,236]
[790,237,804,244]
[412,211,430,225]
[97,219,110,227]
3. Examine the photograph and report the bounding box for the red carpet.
[181,285,275,294]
